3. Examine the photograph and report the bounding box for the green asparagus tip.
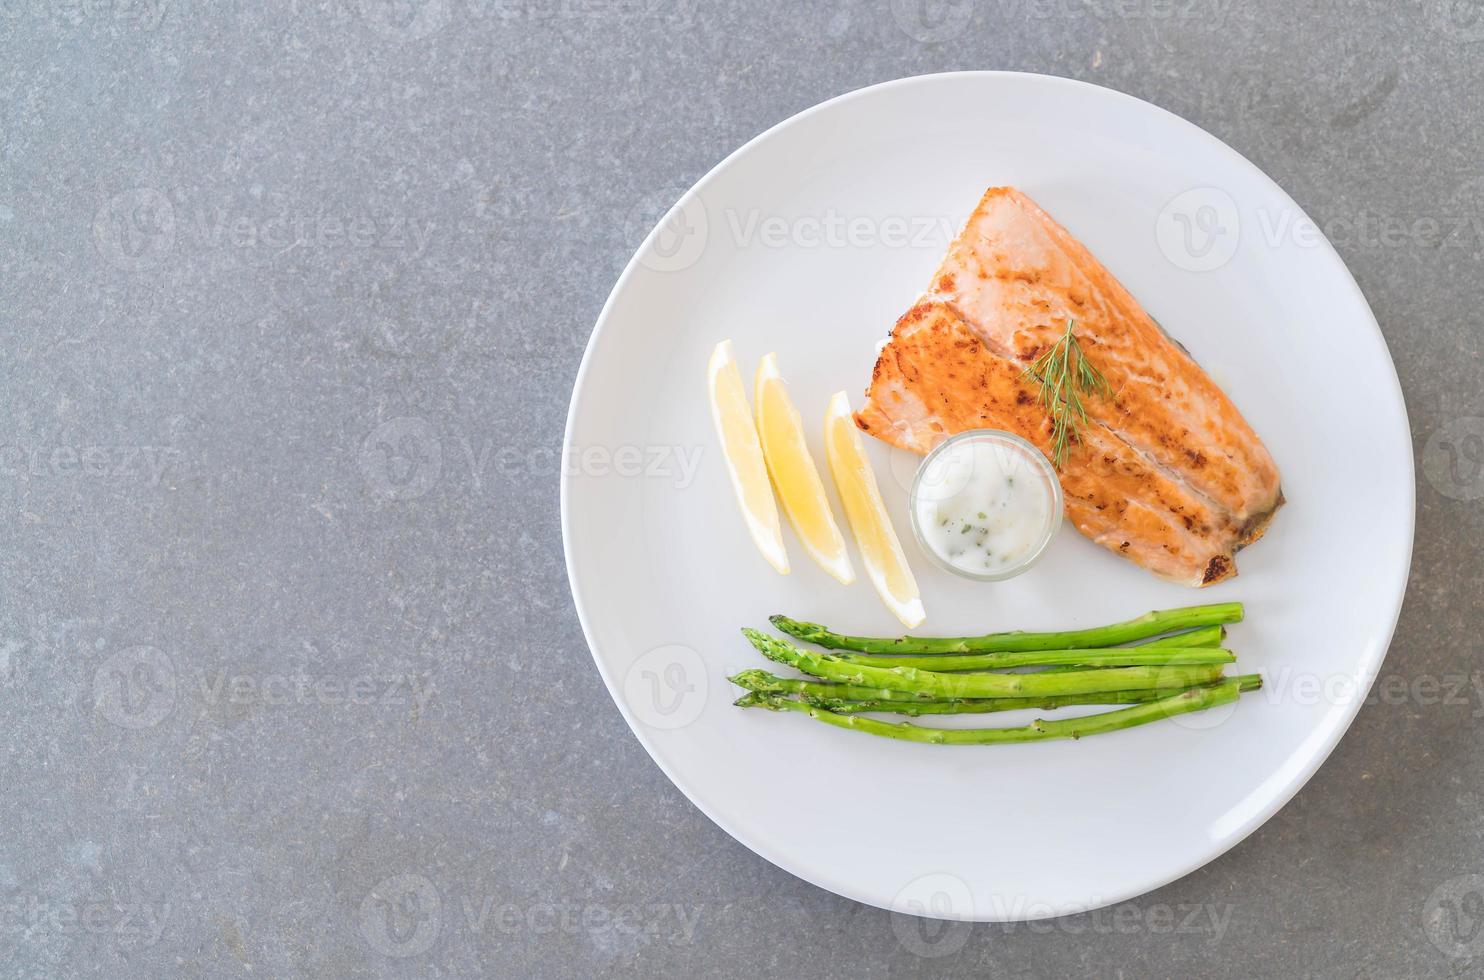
[740,628,794,666]
[729,669,772,691]
[769,615,822,640]
[740,627,768,651]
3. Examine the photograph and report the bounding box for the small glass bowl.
[908,429,1063,582]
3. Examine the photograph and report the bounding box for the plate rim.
[560,69,1417,921]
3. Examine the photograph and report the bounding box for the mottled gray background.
[3,0,1483,976]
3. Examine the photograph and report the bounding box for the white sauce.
[912,436,1057,577]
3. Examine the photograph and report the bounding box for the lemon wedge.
[753,354,855,585]
[824,391,925,627]
[708,340,789,574]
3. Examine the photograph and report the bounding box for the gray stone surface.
[2,1,1482,976]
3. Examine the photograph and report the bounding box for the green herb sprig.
[1022,319,1111,467]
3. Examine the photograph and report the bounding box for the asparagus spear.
[730,666,1240,704]
[831,646,1235,672]
[1138,625,1225,649]
[735,673,1265,716]
[742,629,1227,699]
[737,679,1246,744]
[769,602,1243,654]
[729,669,939,702]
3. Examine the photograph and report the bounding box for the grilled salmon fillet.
[924,188,1281,523]
[858,188,1283,586]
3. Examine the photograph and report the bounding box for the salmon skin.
[857,188,1283,586]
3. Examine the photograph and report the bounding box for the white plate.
[562,72,1414,922]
